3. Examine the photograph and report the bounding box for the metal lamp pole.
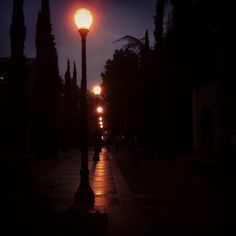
[74,8,94,204]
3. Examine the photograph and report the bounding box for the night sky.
[0,0,156,88]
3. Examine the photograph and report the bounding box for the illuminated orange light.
[93,85,101,95]
[97,106,103,113]
[99,117,103,121]
[74,8,93,30]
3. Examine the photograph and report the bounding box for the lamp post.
[92,86,101,161]
[74,8,94,203]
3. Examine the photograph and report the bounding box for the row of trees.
[8,0,84,158]
[63,60,80,151]
[101,0,234,156]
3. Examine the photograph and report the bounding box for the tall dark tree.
[156,0,195,155]
[115,27,169,148]
[154,0,166,50]
[139,30,157,146]
[153,0,176,156]
[62,60,80,150]
[140,30,151,70]
[101,49,140,137]
[31,0,60,158]
[63,59,73,150]
[10,0,28,153]
[71,61,80,147]
[153,0,170,151]
[103,31,157,146]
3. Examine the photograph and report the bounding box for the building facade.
[193,78,236,161]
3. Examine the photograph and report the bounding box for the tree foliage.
[10,0,28,152]
[102,48,140,136]
[31,0,60,158]
[101,0,222,153]
[63,59,80,150]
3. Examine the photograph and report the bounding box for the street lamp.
[97,106,103,113]
[74,8,94,204]
[92,85,101,161]
[93,85,101,96]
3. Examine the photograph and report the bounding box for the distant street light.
[74,8,94,204]
[97,106,103,113]
[93,85,101,95]
[92,85,102,161]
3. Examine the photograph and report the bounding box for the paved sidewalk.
[28,148,148,235]
[2,147,235,235]
[112,148,236,235]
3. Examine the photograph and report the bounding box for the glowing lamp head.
[99,117,103,121]
[97,106,103,113]
[93,86,101,95]
[74,8,93,31]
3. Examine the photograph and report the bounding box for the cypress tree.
[139,30,153,145]
[154,0,166,50]
[72,61,80,147]
[63,59,73,150]
[31,0,60,158]
[144,30,159,147]
[140,30,151,68]
[10,0,28,153]
[164,0,194,154]
[62,60,80,150]
[153,0,174,155]
[72,62,77,88]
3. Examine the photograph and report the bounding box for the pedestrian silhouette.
[92,135,102,161]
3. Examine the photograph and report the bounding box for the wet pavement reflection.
[89,148,117,209]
